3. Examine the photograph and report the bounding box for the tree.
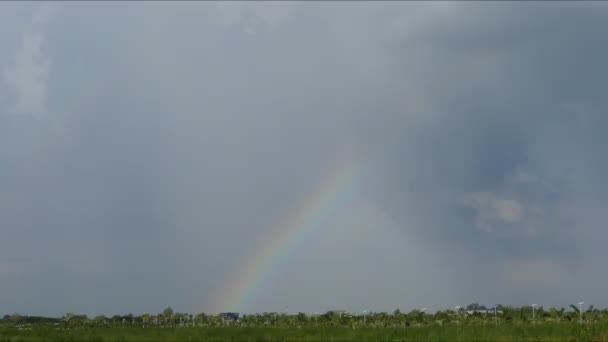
[8,313,23,323]
[142,314,150,327]
[163,307,174,317]
[94,315,107,326]
[62,313,75,322]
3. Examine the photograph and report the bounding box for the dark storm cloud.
[351,3,608,257]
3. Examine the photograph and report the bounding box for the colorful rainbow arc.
[209,155,364,313]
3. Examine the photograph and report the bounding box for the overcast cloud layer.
[2,2,608,316]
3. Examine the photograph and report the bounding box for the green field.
[2,325,608,342]
[3,306,608,341]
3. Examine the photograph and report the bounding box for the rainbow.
[209,154,364,313]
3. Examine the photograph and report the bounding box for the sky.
[2,1,608,317]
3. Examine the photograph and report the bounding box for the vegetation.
[2,304,608,341]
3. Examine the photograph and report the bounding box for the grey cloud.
[2,2,608,315]
[3,6,51,118]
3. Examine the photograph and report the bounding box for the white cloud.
[215,1,290,34]
[3,5,52,119]
[460,170,567,241]
[465,192,524,232]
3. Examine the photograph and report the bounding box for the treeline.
[2,303,606,329]
[1,314,60,324]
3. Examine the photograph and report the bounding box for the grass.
[2,324,608,342]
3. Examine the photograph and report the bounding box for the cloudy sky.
[2,2,608,317]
